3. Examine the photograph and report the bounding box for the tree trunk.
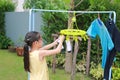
[52,34,58,73]
[65,51,73,73]
[97,37,100,64]
[86,37,91,75]
[71,41,79,80]
[52,54,56,73]
[65,0,74,73]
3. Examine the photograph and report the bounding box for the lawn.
[0,49,93,80]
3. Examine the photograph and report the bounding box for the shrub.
[0,34,14,49]
[90,62,104,80]
[0,0,15,35]
[0,0,15,49]
[46,53,65,68]
[112,67,120,80]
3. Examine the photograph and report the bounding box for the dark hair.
[23,31,41,72]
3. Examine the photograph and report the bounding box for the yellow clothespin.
[73,35,78,42]
[66,35,70,41]
[72,11,76,22]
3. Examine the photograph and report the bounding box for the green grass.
[49,69,93,80]
[0,50,27,80]
[0,49,93,80]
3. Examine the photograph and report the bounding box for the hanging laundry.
[87,18,114,68]
[104,19,120,80]
[105,19,120,52]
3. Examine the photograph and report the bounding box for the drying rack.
[29,9,116,31]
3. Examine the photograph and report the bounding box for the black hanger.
[108,13,113,25]
[108,18,113,25]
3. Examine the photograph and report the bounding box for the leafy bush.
[76,52,86,74]
[90,62,103,80]
[0,0,15,11]
[0,34,14,49]
[0,0,15,35]
[0,0,15,49]
[113,53,120,68]
[46,54,65,68]
[76,60,86,74]
[112,67,120,80]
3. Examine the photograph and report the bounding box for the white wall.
[12,0,25,12]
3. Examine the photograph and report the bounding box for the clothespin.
[72,11,79,29]
[66,35,70,41]
[72,11,76,22]
[98,12,100,19]
[73,36,78,42]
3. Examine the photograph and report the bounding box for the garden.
[0,49,93,80]
[1,0,120,80]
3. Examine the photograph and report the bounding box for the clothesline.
[29,9,116,31]
[30,9,115,13]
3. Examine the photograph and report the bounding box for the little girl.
[23,31,65,80]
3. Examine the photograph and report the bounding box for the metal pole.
[29,9,116,27]
[32,10,35,31]
[113,11,116,23]
[29,9,32,31]
[31,9,115,14]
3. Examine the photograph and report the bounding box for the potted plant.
[16,46,24,56]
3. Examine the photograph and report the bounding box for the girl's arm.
[39,35,65,59]
[40,39,59,50]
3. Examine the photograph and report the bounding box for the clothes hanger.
[97,12,102,26]
[98,12,100,19]
[108,13,113,24]
[109,13,112,20]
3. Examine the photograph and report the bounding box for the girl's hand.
[52,35,65,46]
[58,35,65,43]
[52,39,59,46]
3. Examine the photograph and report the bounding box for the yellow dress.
[29,50,49,80]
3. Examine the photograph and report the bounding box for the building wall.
[12,0,25,12]
[5,11,43,46]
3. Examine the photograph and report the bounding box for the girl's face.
[37,38,42,48]
[32,38,43,49]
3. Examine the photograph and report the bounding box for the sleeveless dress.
[29,50,49,80]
